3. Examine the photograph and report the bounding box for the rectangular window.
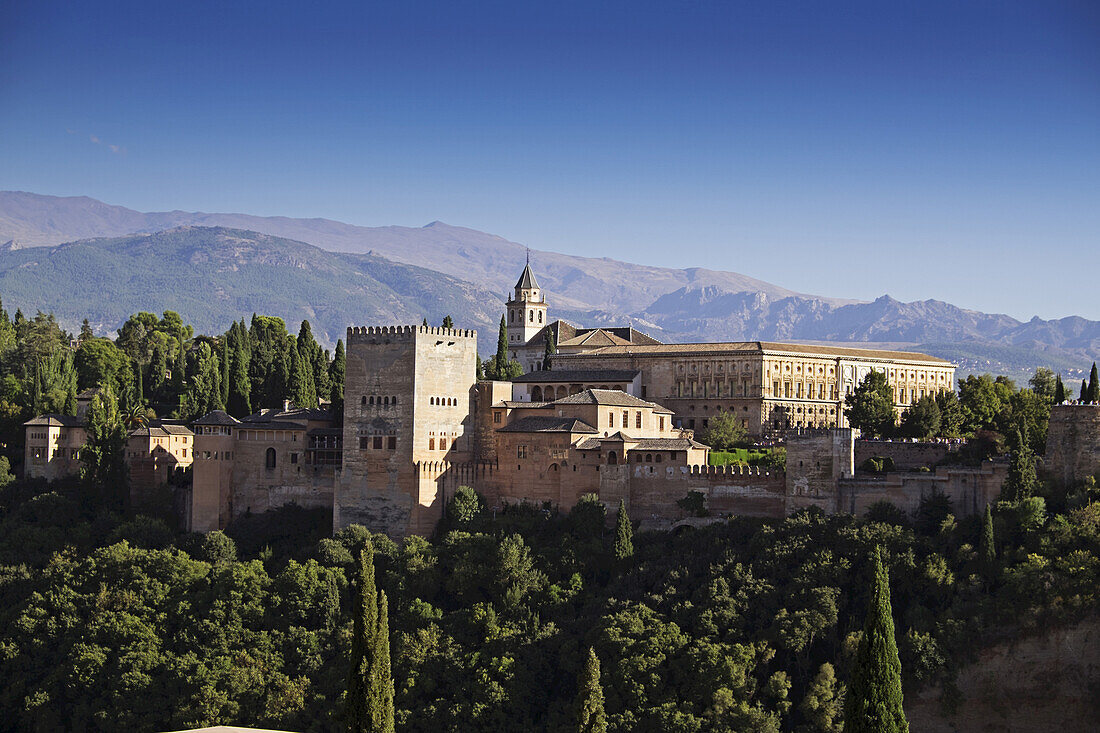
[359,436,369,450]
[290,453,298,464]
[609,412,615,428]
[785,383,792,398]
[635,411,642,429]
[622,410,628,427]
[388,436,397,450]
[440,438,447,450]
[517,445,528,459]
[373,436,383,449]
[773,380,780,397]
[494,411,502,424]
[658,416,665,431]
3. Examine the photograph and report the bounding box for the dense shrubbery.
[1,473,1098,732]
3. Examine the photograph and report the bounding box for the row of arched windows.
[430,396,458,406]
[361,395,398,406]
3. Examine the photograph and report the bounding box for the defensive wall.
[838,461,1007,517]
[1045,404,1100,486]
[854,439,952,470]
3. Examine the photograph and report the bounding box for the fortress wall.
[855,439,951,470]
[838,461,1006,517]
[1045,404,1100,485]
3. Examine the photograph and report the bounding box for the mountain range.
[1,191,1096,382]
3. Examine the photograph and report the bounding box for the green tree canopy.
[576,647,607,733]
[844,370,896,438]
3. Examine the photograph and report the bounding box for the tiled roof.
[514,263,540,290]
[24,413,84,428]
[574,436,706,451]
[238,420,308,431]
[558,329,632,348]
[494,401,552,408]
[158,423,194,435]
[549,389,673,411]
[553,341,951,364]
[512,369,639,383]
[497,416,599,434]
[193,410,240,426]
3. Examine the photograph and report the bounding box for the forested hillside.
[0,475,1097,731]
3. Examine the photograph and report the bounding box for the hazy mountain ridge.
[0,226,502,345]
[1,191,1098,379]
[0,191,842,314]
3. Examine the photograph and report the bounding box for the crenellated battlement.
[346,325,477,342]
[682,463,782,479]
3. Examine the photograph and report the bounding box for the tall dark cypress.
[979,504,996,581]
[369,590,395,733]
[613,498,633,560]
[1088,363,1099,402]
[1081,380,1089,401]
[329,339,346,410]
[1053,374,1065,404]
[543,328,556,371]
[227,324,252,417]
[220,337,230,408]
[346,543,378,733]
[493,315,508,380]
[575,647,608,733]
[843,548,908,733]
[1002,426,1037,501]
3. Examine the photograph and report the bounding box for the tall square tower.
[335,325,478,537]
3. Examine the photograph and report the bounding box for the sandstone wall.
[855,439,951,470]
[838,461,1005,517]
[1045,404,1100,485]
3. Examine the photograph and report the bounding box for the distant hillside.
[0,227,501,345]
[1,191,1098,376]
[0,191,843,314]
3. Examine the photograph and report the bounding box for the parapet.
[346,325,478,343]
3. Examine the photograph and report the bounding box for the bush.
[677,490,709,517]
[865,501,908,526]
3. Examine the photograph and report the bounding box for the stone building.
[1044,403,1100,485]
[24,413,193,487]
[23,414,86,481]
[505,262,660,373]
[553,341,955,437]
[183,263,983,539]
[189,406,339,532]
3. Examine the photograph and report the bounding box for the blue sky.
[2,1,1098,320]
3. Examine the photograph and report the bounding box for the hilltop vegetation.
[0,473,1098,731]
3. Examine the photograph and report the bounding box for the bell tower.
[505,254,548,346]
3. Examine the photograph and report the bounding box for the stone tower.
[335,325,479,538]
[505,260,548,348]
[1045,404,1100,486]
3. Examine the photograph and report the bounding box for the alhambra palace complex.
[25,263,1100,538]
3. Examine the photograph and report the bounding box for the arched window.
[538,312,543,323]
[655,454,663,463]
[429,438,435,450]
[528,310,534,322]
[608,452,618,464]
[361,396,367,405]
[369,396,375,405]
[265,447,276,469]
[383,396,389,405]
[392,396,397,405]
[532,386,543,401]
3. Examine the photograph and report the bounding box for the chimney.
[283,399,292,412]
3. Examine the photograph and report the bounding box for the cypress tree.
[1088,363,1099,402]
[1081,380,1088,401]
[843,548,908,733]
[543,328,556,371]
[1002,426,1037,501]
[346,543,378,733]
[369,590,395,733]
[329,339,346,409]
[228,333,252,418]
[476,357,485,381]
[575,647,607,733]
[441,315,454,329]
[1053,374,1065,404]
[288,339,315,408]
[493,315,508,380]
[422,317,428,327]
[220,338,230,408]
[979,504,995,579]
[613,499,633,560]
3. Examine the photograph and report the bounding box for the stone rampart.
[1045,404,1100,485]
[838,461,1005,517]
[855,439,951,470]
